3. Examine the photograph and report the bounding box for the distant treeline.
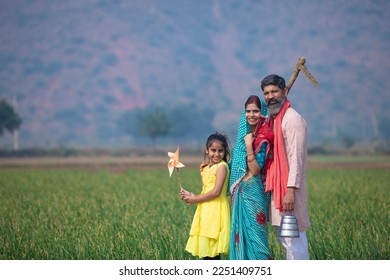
[1,143,389,158]
[0,146,203,158]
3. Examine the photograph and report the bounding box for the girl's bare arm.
[183,164,227,204]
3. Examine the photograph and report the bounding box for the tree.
[137,107,171,145]
[0,99,22,137]
[118,103,216,145]
[339,134,356,149]
[378,114,390,147]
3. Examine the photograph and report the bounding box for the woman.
[229,95,273,260]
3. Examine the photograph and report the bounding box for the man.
[261,74,310,260]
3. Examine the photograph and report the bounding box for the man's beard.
[267,97,286,116]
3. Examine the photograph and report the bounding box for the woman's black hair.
[245,95,261,109]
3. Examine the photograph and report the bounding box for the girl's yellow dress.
[185,160,230,258]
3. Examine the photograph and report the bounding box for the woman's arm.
[244,133,261,176]
[183,164,228,205]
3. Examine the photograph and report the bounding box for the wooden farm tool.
[286,57,320,95]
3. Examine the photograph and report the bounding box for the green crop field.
[0,161,389,260]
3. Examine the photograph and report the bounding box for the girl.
[229,95,273,260]
[180,132,231,260]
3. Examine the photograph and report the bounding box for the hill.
[0,0,389,148]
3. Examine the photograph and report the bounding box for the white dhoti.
[274,227,309,260]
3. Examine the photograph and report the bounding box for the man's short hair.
[261,74,286,90]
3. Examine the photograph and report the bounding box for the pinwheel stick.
[176,168,183,189]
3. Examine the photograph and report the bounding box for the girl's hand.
[182,191,195,204]
[179,188,191,200]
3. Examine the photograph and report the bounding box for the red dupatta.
[252,116,274,183]
[265,100,291,212]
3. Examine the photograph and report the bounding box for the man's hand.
[283,187,295,211]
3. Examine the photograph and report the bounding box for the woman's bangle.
[247,154,255,162]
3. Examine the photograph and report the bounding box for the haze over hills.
[0,0,389,148]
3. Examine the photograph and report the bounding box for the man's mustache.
[267,100,281,106]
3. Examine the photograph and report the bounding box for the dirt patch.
[0,155,202,173]
[307,161,390,169]
[0,156,389,173]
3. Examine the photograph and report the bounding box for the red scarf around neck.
[252,116,274,183]
[265,99,291,212]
